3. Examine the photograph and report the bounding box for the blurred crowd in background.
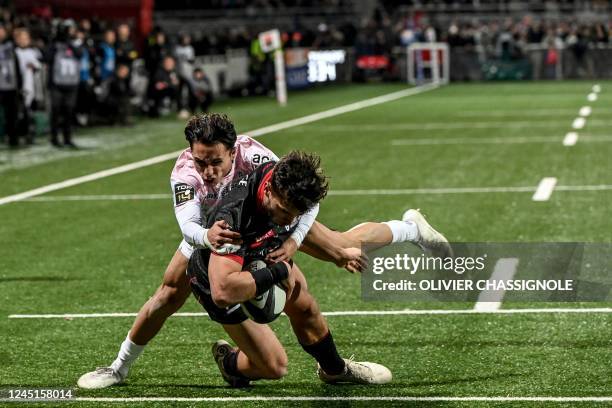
[1,1,611,148]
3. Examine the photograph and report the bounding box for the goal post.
[407,43,450,85]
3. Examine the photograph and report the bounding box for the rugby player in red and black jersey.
[188,151,392,385]
[77,114,450,389]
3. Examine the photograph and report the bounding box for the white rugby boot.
[212,340,251,388]
[77,367,124,389]
[403,209,453,259]
[317,357,392,385]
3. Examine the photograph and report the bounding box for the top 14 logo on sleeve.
[174,183,195,205]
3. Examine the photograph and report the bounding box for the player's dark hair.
[271,151,328,213]
[184,113,237,150]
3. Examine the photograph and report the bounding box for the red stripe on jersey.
[256,165,274,210]
[211,252,244,266]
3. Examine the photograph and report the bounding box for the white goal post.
[407,42,450,85]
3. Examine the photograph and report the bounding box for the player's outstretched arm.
[208,254,294,307]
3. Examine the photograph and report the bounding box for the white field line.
[8,308,612,319]
[17,183,612,202]
[248,83,439,137]
[20,396,610,403]
[390,135,612,146]
[24,194,170,202]
[286,120,612,132]
[532,177,557,201]
[0,84,439,206]
[473,258,519,312]
[572,117,586,129]
[579,106,592,117]
[563,132,579,146]
[456,108,579,117]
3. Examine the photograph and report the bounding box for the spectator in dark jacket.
[0,24,23,148]
[148,55,179,117]
[115,24,137,69]
[106,63,133,125]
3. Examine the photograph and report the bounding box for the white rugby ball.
[241,260,286,324]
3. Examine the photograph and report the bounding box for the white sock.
[110,333,145,378]
[383,220,419,243]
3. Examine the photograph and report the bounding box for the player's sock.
[383,220,419,243]
[222,350,251,381]
[109,333,145,379]
[301,331,345,375]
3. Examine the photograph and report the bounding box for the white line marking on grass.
[24,194,171,202]
[289,120,612,132]
[572,117,586,129]
[248,83,439,137]
[0,84,439,206]
[474,258,519,312]
[457,108,579,117]
[8,308,612,319]
[330,186,537,195]
[25,396,609,403]
[16,183,612,203]
[588,93,598,102]
[0,152,181,206]
[391,134,612,147]
[563,132,579,146]
[389,135,612,146]
[579,106,592,117]
[532,177,557,201]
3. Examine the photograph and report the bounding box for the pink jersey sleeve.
[235,135,279,174]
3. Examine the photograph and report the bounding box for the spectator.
[144,29,170,79]
[46,20,81,148]
[14,27,41,144]
[75,28,94,126]
[0,23,22,148]
[148,55,179,117]
[97,28,116,82]
[106,63,133,125]
[174,33,195,118]
[187,67,213,114]
[115,24,137,69]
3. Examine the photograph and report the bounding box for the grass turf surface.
[1,81,611,406]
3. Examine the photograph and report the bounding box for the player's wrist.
[249,262,289,296]
[202,228,212,249]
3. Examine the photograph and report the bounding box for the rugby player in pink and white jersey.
[78,113,451,389]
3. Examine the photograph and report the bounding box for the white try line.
[287,120,612,132]
[532,177,557,201]
[473,258,519,312]
[8,308,612,319]
[391,135,612,146]
[20,396,609,403]
[0,84,439,206]
[16,183,612,202]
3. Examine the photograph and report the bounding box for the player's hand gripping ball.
[241,260,287,323]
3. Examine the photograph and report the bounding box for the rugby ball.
[241,260,287,324]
